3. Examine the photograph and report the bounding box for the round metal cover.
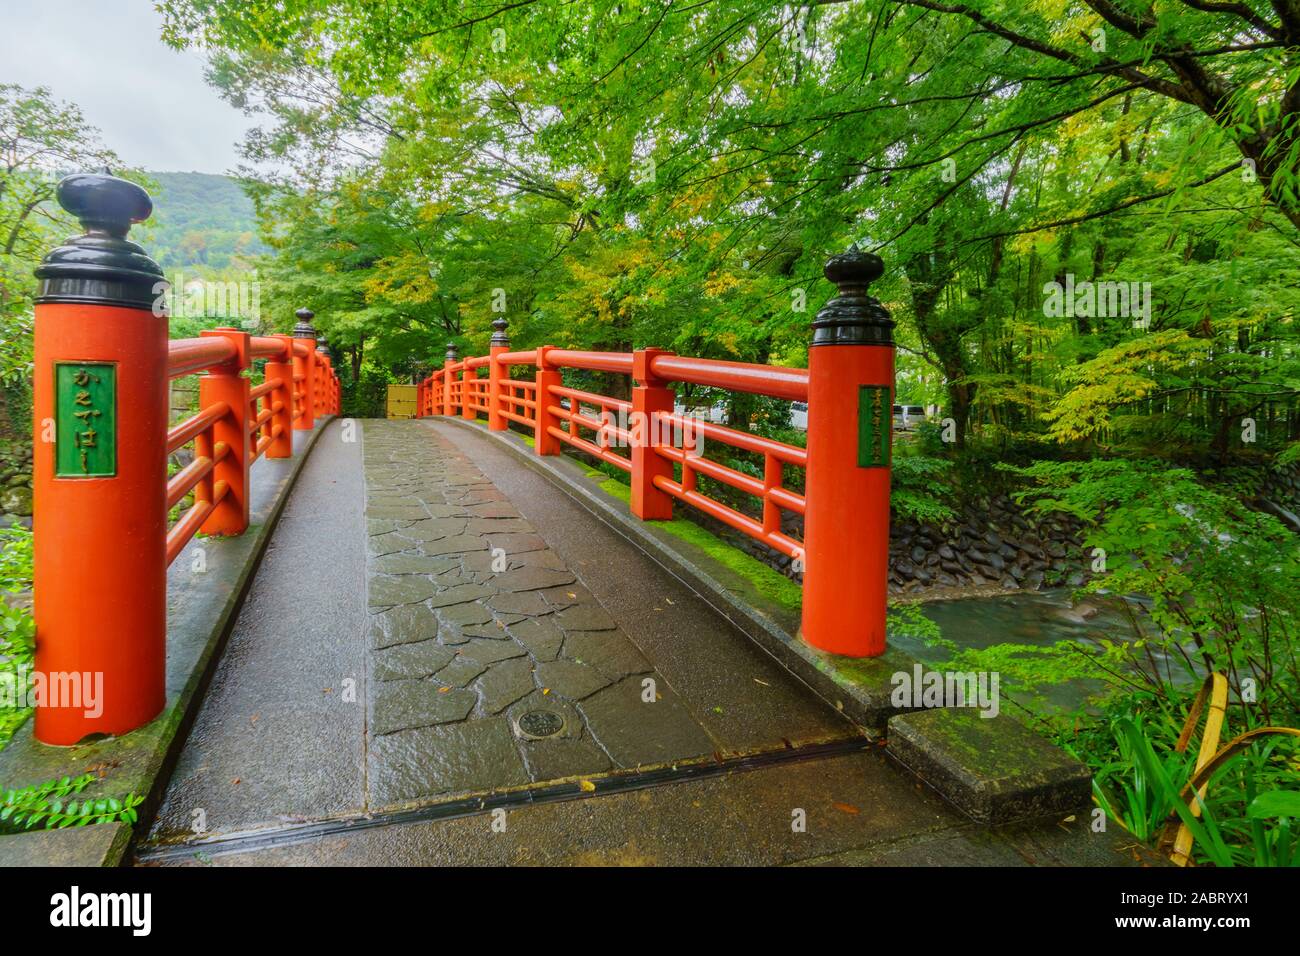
[516,710,564,739]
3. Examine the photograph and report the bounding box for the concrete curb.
[0,418,336,866]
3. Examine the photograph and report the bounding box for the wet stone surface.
[362,421,720,808]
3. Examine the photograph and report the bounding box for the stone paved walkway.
[363,421,727,806]
[149,420,855,848]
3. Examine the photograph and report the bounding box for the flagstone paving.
[361,421,747,807]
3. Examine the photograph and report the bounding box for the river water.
[890,588,1165,714]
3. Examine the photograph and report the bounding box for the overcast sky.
[0,0,255,173]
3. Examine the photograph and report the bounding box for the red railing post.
[442,343,457,415]
[631,348,675,520]
[487,318,509,430]
[534,345,561,455]
[314,342,325,417]
[315,340,337,418]
[31,173,167,743]
[264,334,295,458]
[292,307,317,430]
[801,247,894,657]
[461,356,476,421]
[198,327,251,536]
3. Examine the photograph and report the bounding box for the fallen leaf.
[578,779,596,792]
[753,678,770,687]
[542,688,551,695]
[232,778,241,785]
[833,802,861,815]
[438,686,451,693]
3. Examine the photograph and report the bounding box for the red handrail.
[650,355,808,402]
[168,336,237,378]
[29,169,354,744]
[250,336,290,360]
[163,327,341,566]
[547,349,634,374]
[418,343,807,570]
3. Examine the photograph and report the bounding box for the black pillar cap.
[811,245,894,347]
[445,341,459,362]
[34,173,166,310]
[490,317,510,348]
[293,308,317,338]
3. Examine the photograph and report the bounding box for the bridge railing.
[417,248,896,661]
[30,173,341,745]
[163,327,339,563]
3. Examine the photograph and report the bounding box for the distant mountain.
[142,171,269,271]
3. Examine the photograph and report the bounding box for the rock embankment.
[688,463,1300,600]
[0,440,32,529]
[886,496,1089,594]
[689,491,1093,598]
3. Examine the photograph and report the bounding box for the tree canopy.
[154,0,1296,462]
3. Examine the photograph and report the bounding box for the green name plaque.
[55,362,117,478]
[857,384,891,468]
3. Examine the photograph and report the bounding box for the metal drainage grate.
[516,710,564,739]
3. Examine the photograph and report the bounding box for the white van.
[892,404,928,431]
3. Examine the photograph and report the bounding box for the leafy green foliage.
[154,0,1299,463]
[891,453,958,524]
[1009,458,1300,722]
[0,521,32,595]
[142,172,269,270]
[0,774,143,833]
[1069,692,1300,867]
[0,522,33,751]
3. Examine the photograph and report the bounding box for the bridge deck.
[139,419,1144,866]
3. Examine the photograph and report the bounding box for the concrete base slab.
[149,419,367,840]
[0,822,132,867]
[139,749,1153,867]
[887,708,1093,824]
